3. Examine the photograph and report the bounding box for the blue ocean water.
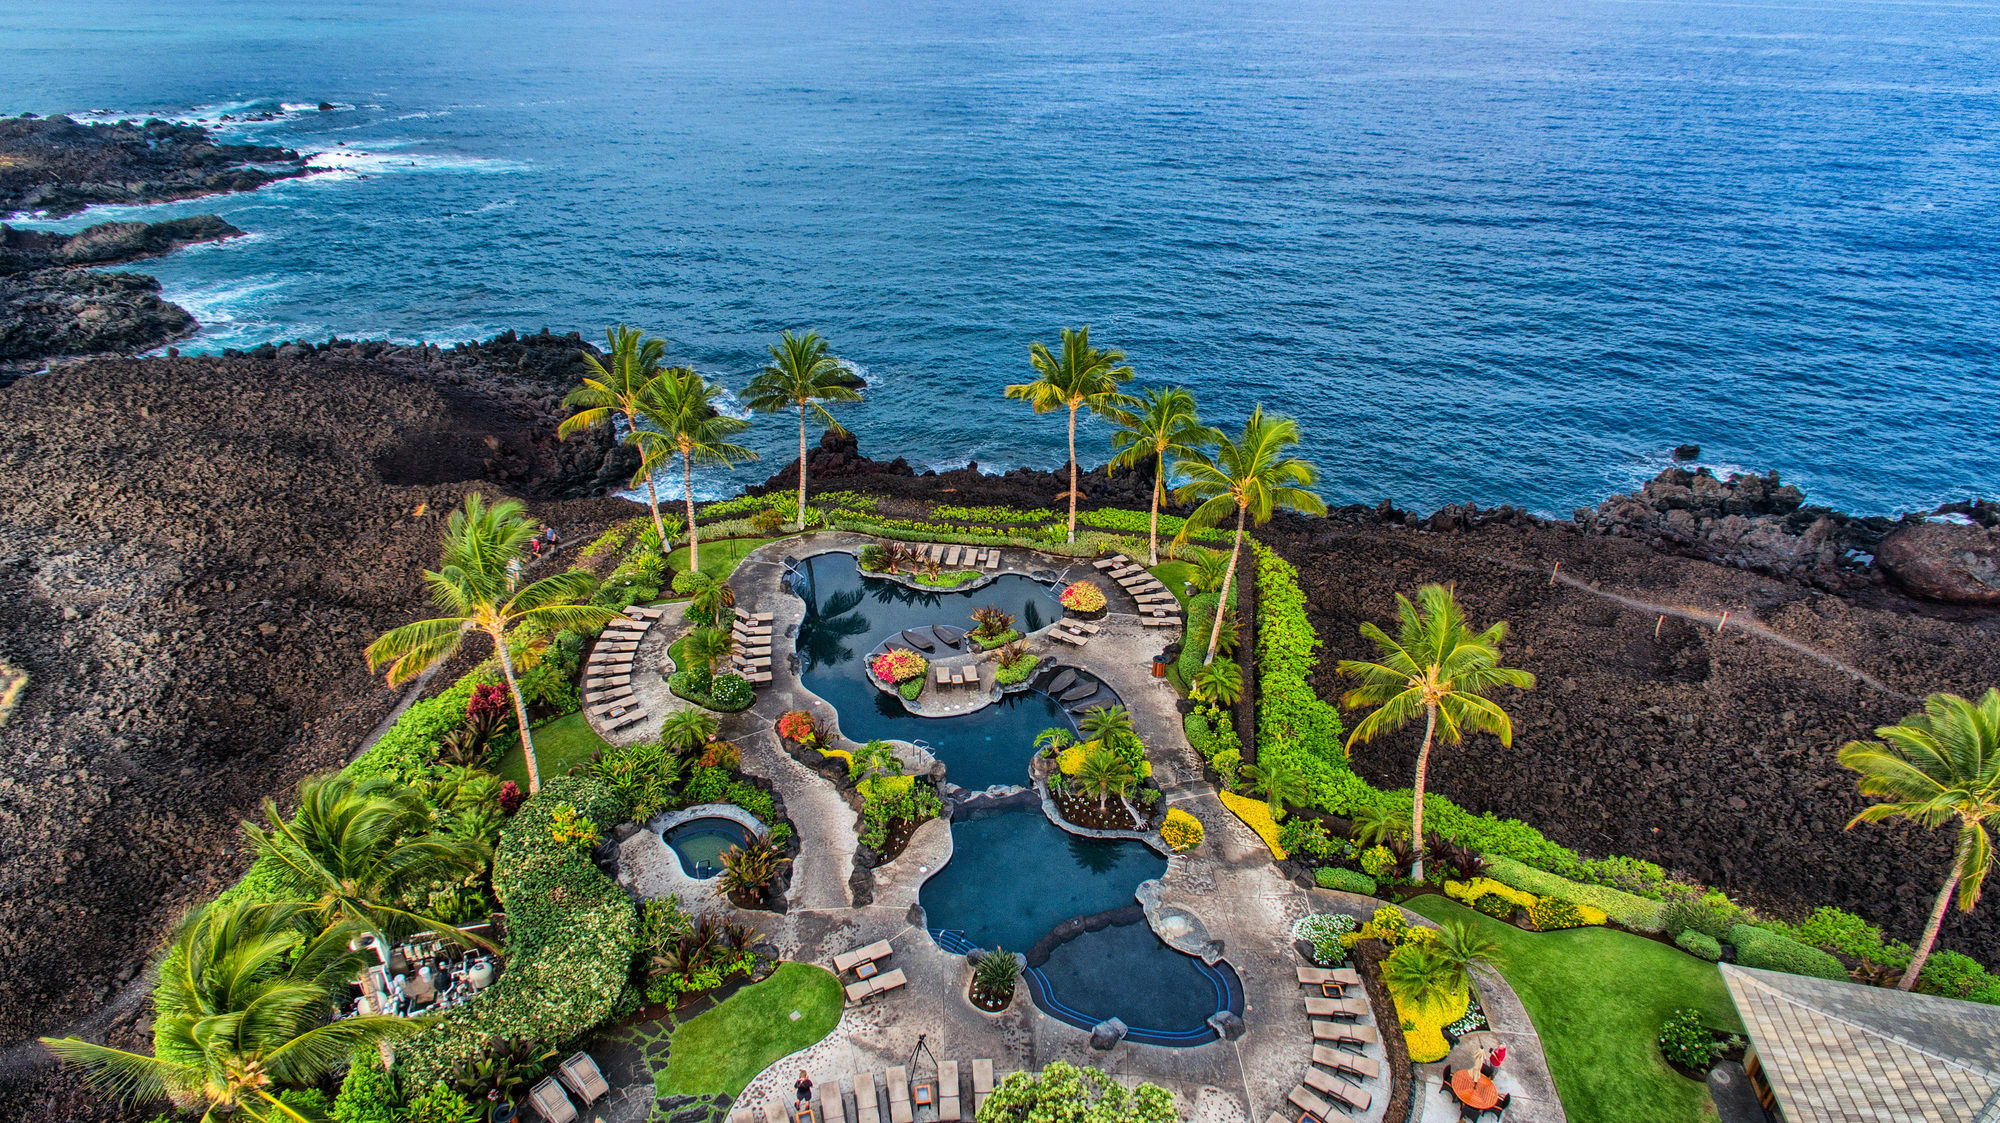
[4,0,1997,515]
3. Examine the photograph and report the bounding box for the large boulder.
[1089,1017,1128,1050]
[1873,522,2000,605]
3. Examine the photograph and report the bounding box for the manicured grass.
[1406,896,1741,1123]
[1149,560,1196,608]
[667,536,775,583]
[654,962,843,1098]
[494,712,610,788]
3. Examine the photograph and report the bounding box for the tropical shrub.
[932,503,1055,523]
[980,1062,1177,1123]
[1316,867,1377,896]
[1761,905,1910,971]
[1485,856,1665,932]
[405,1083,481,1123]
[871,648,927,685]
[709,674,755,711]
[858,544,890,572]
[1218,789,1287,859]
[994,651,1040,686]
[972,947,1021,1004]
[1059,581,1106,613]
[1361,845,1400,881]
[679,766,778,824]
[777,710,819,746]
[590,740,681,821]
[1526,896,1589,932]
[1278,817,1344,863]
[1474,894,1515,920]
[1676,931,1723,962]
[1663,894,1739,942]
[1657,1008,1723,1071]
[1444,877,1537,912]
[1383,942,1469,1063]
[859,782,942,850]
[1161,808,1204,852]
[1727,924,1847,980]
[1295,912,1359,962]
[333,1060,396,1123]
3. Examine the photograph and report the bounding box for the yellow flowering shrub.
[1161,808,1204,852]
[1218,790,1288,859]
[1396,980,1470,1063]
[817,746,854,766]
[1445,877,1539,910]
[1058,741,1095,775]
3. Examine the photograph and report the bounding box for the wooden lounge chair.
[558,1052,610,1104]
[971,1060,993,1113]
[1319,1078,1371,1114]
[605,620,648,633]
[1051,629,1085,646]
[606,708,650,731]
[1328,967,1361,986]
[1312,1020,1378,1046]
[596,641,640,653]
[763,1101,786,1123]
[1313,1046,1380,1081]
[1304,996,1365,1018]
[734,608,774,622]
[854,1073,880,1123]
[885,1066,913,1123]
[945,546,962,566]
[730,1110,755,1123]
[986,551,1000,570]
[833,939,893,974]
[530,1076,577,1123]
[1110,565,1142,579]
[1287,1086,1331,1119]
[741,671,773,684]
[585,687,633,703]
[937,1060,961,1122]
[935,665,951,688]
[1297,966,1342,986]
[625,605,665,619]
[1065,620,1100,634]
[1092,557,1121,570]
[1140,615,1180,627]
[820,1082,847,1123]
[870,967,906,995]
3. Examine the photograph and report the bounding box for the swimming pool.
[663,817,750,879]
[790,551,1071,790]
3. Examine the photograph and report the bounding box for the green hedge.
[1675,931,1723,962]
[1726,924,1847,981]
[1485,857,1666,933]
[1316,867,1378,895]
[395,775,636,1087]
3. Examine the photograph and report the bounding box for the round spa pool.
[664,817,750,879]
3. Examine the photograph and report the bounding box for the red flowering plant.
[1059,581,1107,613]
[777,710,819,747]
[497,780,524,815]
[871,648,927,684]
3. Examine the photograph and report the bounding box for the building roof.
[1721,963,2000,1122]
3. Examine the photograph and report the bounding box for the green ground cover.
[667,536,775,583]
[1406,896,1740,1123]
[654,962,843,1098]
[1148,560,1195,608]
[495,712,610,788]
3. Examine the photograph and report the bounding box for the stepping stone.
[934,625,965,645]
[1046,669,1077,694]
[902,628,936,652]
[1061,682,1098,703]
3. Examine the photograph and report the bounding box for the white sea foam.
[836,357,878,387]
[298,147,527,181]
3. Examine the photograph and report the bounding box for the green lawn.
[667,536,775,583]
[1406,896,1741,1123]
[655,962,843,1098]
[1149,560,1196,608]
[495,712,610,788]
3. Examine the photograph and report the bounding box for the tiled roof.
[1721,964,2000,1122]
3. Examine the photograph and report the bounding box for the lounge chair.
[1064,620,1100,634]
[730,1110,755,1123]
[820,1082,847,1123]
[605,619,648,632]
[870,968,906,995]
[1297,966,1341,985]
[935,665,951,688]
[625,605,665,619]
[1313,1046,1379,1080]
[1140,615,1180,627]
[558,1052,610,1104]
[971,1060,993,1113]
[937,1060,961,1122]
[741,671,772,685]
[530,1076,577,1123]
[763,1101,786,1123]
[735,608,774,623]
[1287,1086,1332,1119]
[1304,996,1365,1018]
[1110,565,1142,579]
[885,1066,913,1123]
[945,546,962,566]
[1051,630,1085,646]
[986,551,1000,570]
[854,1073,881,1123]
[1092,557,1121,570]
[1312,1021,1378,1047]
[833,939,893,973]
[606,708,650,731]
[1321,1079,1371,1114]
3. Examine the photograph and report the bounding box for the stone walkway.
[587,531,1563,1123]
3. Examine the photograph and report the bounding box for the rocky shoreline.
[1,114,313,219]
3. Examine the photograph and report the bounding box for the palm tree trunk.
[1410,703,1437,881]
[643,470,669,557]
[494,627,540,795]
[682,452,699,574]
[1066,404,1080,544]
[1205,507,1246,664]
[1148,456,1163,567]
[1901,868,1960,990]
[797,403,810,532]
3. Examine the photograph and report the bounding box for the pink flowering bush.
[871,648,928,684]
[777,710,819,745]
[1060,581,1107,613]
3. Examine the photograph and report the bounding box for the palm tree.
[1191,659,1243,707]
[1108,387,1219,566]
[1337,584,1534,879]
[1074,746,1137,814]
[42,900,422,1122]
[849,739,904,787]
[558,325,679,550]
[1173,408,1326,663]
[744,331,862,530]
[1005,327,1136,543]
[1381,941,1461,1011]
[243,774,493,949]
[1840,689,2000,990]
[633,368,757,574]
[1432,919,1504,978]
[1348,803,1406,848]
[683,625,737,673]
[1035,726,1075,757]
[365,494,616,794]
[1240,756,1307,822]
[1078,704,1138,750]
[661,708,719,754]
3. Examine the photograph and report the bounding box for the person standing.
[794,1070,814,1114]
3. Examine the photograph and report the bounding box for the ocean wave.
[298,147,528,181]
[68,99,351,133]
[836,357,878,387]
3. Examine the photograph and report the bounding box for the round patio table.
[1451,1069,1500,1111]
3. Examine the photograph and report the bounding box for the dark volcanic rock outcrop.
[0,114,312,218]
[1874,521,2000,605]
[0,336,628,1070]
[0,269,193,365]
[0,216,241,273]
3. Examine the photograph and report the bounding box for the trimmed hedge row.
[1316,867,1377,895]
[1485,856,1666,933]
[395,775,636,1087]
[1726,924,1847,981]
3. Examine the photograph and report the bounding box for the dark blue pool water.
[664,818,749,879]
[1026,919,1241,1046]
[791,551,1070,790]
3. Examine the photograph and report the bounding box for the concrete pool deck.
[610,531,1554,1123]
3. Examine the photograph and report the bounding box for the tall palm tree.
[633,368,757,574]
[1005,327,1136,543]
[1337,584,1534,879]
[1840,689,2000,990]
[243,773,494,949]
[1074,746,1137,814]
[42,900,422,1122]
[558,325,679,551]
[683,625,737,673]
[1078,704,1138,751]
[1173,407,1326,663]
[366,494,616,794]
[1241,756,1307,822]
[744,331,862,531]
[1108,387,1219,565]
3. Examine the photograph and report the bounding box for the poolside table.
[1451,1070,1500,1111]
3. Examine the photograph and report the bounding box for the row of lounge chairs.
[1274,963,1379,1120]
[733,1060,1004,1123]
[1048,618,1099,647]
[932,663,983,691]
[732,608,774,684]
[913,543,1002,571]
[1091,555,1183,627]
[525,1051,610,1123]
[833,939,907,1003]
[584,606,662,731]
